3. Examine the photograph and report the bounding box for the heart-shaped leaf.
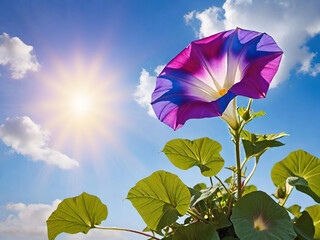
[173,222,219,240]
[127,170,190,230]
[305,205,320,239]
[241,130,288,160]
[162,138,224,177]
[46,192,108,240]
[294,211,315,240]
[230,191,296,240]
[271,150,320,203]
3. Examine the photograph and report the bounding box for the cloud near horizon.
[0,33,40,79]
[0,200,127,240]
[0,116,79,169]
[0,200,61,239]
[185,0,320,87]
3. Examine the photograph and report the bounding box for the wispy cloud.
[134,65,164,117]
[0,33,40,79]
[185,0,320,87]
[0,116,79,169]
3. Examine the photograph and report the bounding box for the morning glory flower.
[151,28,283,130]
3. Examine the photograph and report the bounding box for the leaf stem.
[214,175,231,195]
[242,156,259,189]
[187,209,210,224]
[210,176,214,187]
[94,226,161,240]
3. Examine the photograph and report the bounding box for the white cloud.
[134,65,164,117]
[0,200,126,240]
[185,0,320,87]
[0,33,40,79]
[0,200,61,239]
[0,116,79,169]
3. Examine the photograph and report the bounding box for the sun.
[33,52,126,158]
[70,92,92,116]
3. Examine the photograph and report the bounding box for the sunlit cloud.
[134,65,164,117]
[0,200,61,239]
[0,116,78,169]
[185,0,320,87]
[0,33,40,79]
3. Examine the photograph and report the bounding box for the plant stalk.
[95,226,161,240]
[234,130,242,200]
[210,176,214,187]
[214,175,231,195]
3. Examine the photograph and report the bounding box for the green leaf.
[241,130,288,160]
[162,138,224,177]
[305,205,320,239]
[127,170,190,230]
[190,184,220,207]
[287,204,302,219]
[230,191,296,240]
[294,211,315,240]
[242,185,257,196]
[193,183,207,191]
[212,212,232,230]
[173,222,219,240]
[271,150,320,203]
[46,192,108,240]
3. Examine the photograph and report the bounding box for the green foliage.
[162,138,224,177]
[294,211,315,240]
[287,204,302,219]
[230,191,296,240]
[241,130,288,160]
[173,222,219,240]
[127,170,190,230]
[305,205,320,239]
[242,185,257,196]
[271,150,320,203]
[45,102,320,240]
[46,192,108,240]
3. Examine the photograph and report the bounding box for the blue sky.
[0,0,319,239]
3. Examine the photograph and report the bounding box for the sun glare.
[33,52,126,158]
[70,92,92,117]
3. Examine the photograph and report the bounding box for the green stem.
[247,98,253,110]
[234,130,242,200]
[95,226,160,240]
[187,209,210,224]
[210,176,214,187]
[243,156,259,189]
[240,157,249,170]
[226,194,234,217]
[214,175,231,195]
